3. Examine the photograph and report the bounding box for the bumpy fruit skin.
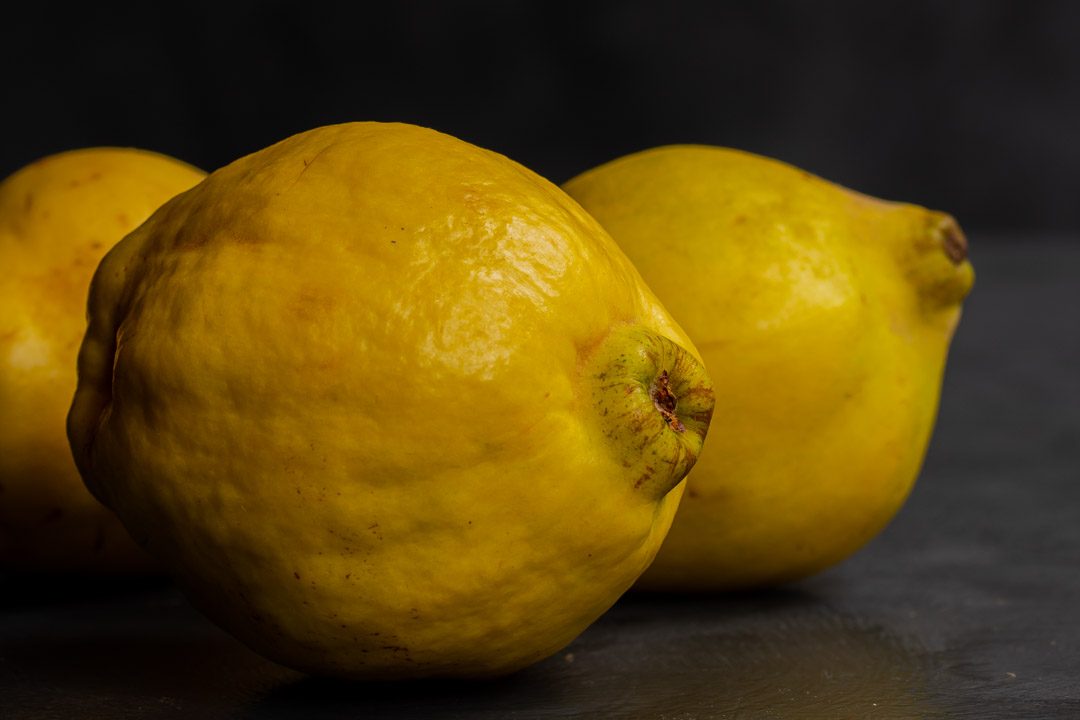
[564,145,973,591]
[68,123,713,678]
[0,148,205,572]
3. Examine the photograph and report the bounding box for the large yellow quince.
[68,123,714,678]
[564,145,973,590]
[0,148,205,572]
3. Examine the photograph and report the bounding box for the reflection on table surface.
[1,577,937,719]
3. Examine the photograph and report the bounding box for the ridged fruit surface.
[68,123,714,677]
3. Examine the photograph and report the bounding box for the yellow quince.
[0,148,204,572]
[68,123,714,677]
[564,145,973,590]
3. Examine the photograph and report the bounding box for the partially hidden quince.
[0,148,205,572]
[68,123,714,678]
[564,145,973,591]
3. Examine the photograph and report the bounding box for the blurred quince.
[0,148,204,572]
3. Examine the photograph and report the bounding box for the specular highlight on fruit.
[68,122,714,678]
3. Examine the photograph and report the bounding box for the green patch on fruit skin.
[583,325,714,499]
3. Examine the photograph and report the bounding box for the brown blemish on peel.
[650,370,686,432]
[633,465,656,489]
[291,288,336,322]
[940,216,968,264]
[584,326,714,497]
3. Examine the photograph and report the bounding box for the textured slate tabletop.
[2,240,1078,719]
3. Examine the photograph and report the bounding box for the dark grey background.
[3,0,1079,235]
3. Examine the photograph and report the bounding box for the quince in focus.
[564,146,973,590]
[68,123,714,678]
[0,148,204,572]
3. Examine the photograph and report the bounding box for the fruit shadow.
[0,570,172,609]
[577,584,941,718]
[249,669,564,719]
[249,585,941,719]
[0,585,296,718]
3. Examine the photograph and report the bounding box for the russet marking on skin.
[583,325,714,496]
[650,370,686,433]
[941,217,968,264]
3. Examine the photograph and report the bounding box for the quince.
[0,148,204,572]
[565,146,972,590]
[68,123,714,677]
